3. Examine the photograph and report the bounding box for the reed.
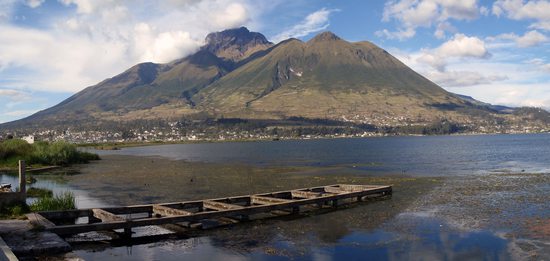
[30,191,76,212]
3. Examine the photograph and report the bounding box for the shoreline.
[80,132,550,150]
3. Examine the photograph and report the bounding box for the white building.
[22,135,35,144]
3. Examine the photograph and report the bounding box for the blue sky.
[1,0,550,123]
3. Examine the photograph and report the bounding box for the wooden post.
[18,160,26,194]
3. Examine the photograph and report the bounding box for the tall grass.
[0,140,99,167]
[29,191,76,212]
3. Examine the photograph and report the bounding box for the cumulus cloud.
[488,30,549,48]
[271,8,338,43]
[515,30,548,47]
[493,0,550,31]
[418,33,490,71]
[379,0,485,40]
[0,0,257,93]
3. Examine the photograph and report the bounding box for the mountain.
[454,94,514,113]
[202,26,273,61]
[196,31,469,120]
[1,27,547,134]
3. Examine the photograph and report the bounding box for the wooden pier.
[27,184,392,238]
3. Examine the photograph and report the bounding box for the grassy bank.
[0,139,99,168]
[1,190,76,219]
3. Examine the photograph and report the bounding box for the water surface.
[93,134,550,176]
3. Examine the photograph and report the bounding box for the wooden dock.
[27,184,392,238]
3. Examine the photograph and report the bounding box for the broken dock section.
[28,184,392,238]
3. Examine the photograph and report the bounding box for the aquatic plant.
[30,191,76,212]
[27,187,53,198]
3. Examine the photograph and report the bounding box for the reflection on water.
[73,215,511,261]
[0,173,108,208]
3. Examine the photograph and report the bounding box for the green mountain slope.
[196,32,468,121]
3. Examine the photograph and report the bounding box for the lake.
[94,133,550,176]
[2,134,549,260]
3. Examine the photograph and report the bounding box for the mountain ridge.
[1,27,549,135]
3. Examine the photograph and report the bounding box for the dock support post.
[124,227,132,237]
[332,199,338,208]
[18,160,26,194]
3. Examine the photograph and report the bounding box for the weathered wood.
[250,195,292,205]
[40,184,392,236]
[153,205,193,217]
[323,186,349,194]
[203,200,244,211]
[18,160,26,194]
[92,209,126,222]
[291,190,323,199]
[26,213,55,228]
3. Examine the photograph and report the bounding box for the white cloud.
[379,0,484,40]
[460,83,550,109]
[418,33,490,71]
[493,0,550,31]
[375,27,416,40]
[4,109,37,117]
[526,58,550,73]
[0,89,30,100]
[271,8,338,43]
[516,30,548,47]
[0,0,258,93]
[493,0,550,20]
[25,0,45,8]
[425,70,508,87]
[434,21,456,39]
[488,30,549,48]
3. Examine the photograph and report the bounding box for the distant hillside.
[1,27,549,135]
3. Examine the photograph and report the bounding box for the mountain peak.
[203,27,273,61]
[309,31,341,42]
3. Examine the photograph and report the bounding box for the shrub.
[0,139,33,160]
[0,140,99,167]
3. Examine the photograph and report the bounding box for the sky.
[1,0,550,123]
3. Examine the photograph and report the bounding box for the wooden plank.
[153,205,193,217]
[0,235,18,261]
[323,186,347,194]
[291,190,323,199]
[250,196,292,205]
[92,209,126,222]
[203,200,244,211]
[26,213,55,228]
